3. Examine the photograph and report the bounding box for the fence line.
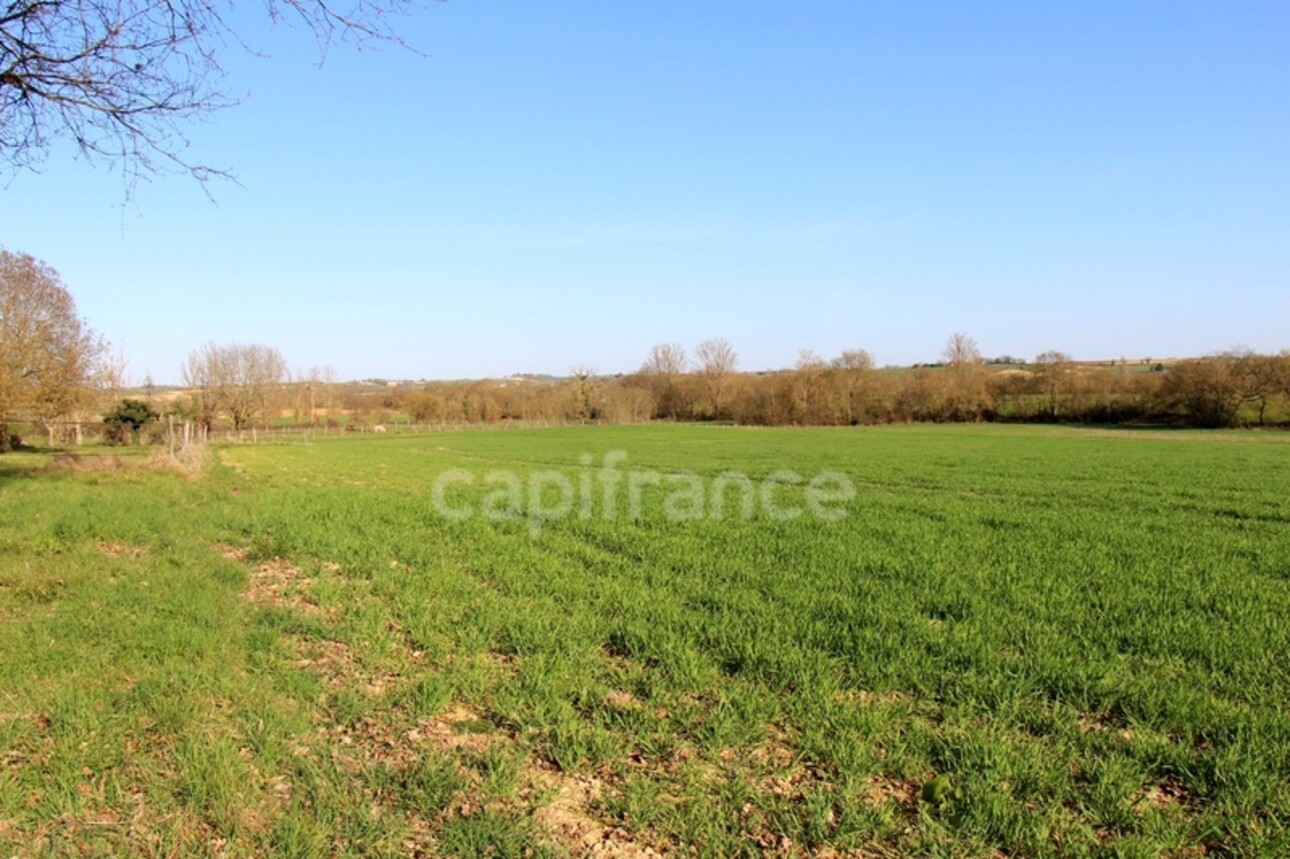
[206,419,595,445]
[4,417,601,450]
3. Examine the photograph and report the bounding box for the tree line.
[386,338,1290,431]
[4,249,1290,453]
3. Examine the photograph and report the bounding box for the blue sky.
[2,1,1287,383]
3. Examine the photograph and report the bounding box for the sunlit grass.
[1,424,1288,855]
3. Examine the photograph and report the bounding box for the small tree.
[1160,357,1244,428]
[569,365,600,422]
[790,349,829,425]
[1230,349,1282,426]
[831,348,876,425]
[181,341,286,430]
[1033,351,1073,420]
[404,389,444,422]
[639,343,688,419]
[102,398,159,445]
[940,332,991,421]
[694,338,738,420]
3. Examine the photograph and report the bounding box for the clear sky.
[2,1,1287,383]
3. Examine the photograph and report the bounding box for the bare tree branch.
[1,0,432,194]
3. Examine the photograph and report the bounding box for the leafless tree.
[0,249,105,451]
[941,332,991,421]
[603,385,655,424]
[833,349,874,374]
[285,365,326,425]
[286,367,307,424]
[182,341,285,429]
[182,342,221,430]
[639,342,687,419]
[643,343,687,377]
[1,0,433,191]
[790,349,828,424]
[320,364,338,421]
[942,332,982,367]
[305,366,323,424]
[831,348,875,425]
[1033,350,1073,419]
[892,366,943,423]
[694,337,737,419]
[225,344,286,429]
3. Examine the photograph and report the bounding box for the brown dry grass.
[97,541,150,558]
[248,557,325,617]
[42,445,209,479]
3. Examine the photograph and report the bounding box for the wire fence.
[200,419,593,445]
[4,417,601,451]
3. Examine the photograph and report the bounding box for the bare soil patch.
[408,704,501,754]
[244,557,328,617]
[97,541,150,558]
[529,765,662,858]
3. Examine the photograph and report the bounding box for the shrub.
[103,399,160,445]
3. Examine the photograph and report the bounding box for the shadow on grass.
[1068,422,1290,437]
[0,446,152,488]
[1068,422,1194,432]
[0,446,58,487]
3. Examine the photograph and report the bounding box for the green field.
[2,425,1289,857]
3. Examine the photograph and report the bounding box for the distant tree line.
[384,337,1290,431]
[173,339,1290,432]
[5,240,1290,453]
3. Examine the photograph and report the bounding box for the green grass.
[2,424,1289,856]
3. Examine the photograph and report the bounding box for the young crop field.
[1,424,1289,857]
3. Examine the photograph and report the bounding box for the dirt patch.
[530,766,662,858]
[246,557,326,616]
[322,704,509,777]
[98,542,150,559]
[863,774,919,810]
[833,688,914,707]
[745,726,797,769]
[481,650,520,673]
[289,636,402,698]
[1078,712,1135,743]
[324,716,424,771]
[214,543,250,563]
[408,705,501,753]
[292,638,360,685]
[436,649,520,679]
[380,616,429,663]
[1137,777,1193,810]
[603,690,639,713]
[755,759,838,803]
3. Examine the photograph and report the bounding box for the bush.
[102,399,160,445]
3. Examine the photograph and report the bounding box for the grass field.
[2,424,1289,857]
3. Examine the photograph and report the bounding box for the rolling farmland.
[1,424,1288,856]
